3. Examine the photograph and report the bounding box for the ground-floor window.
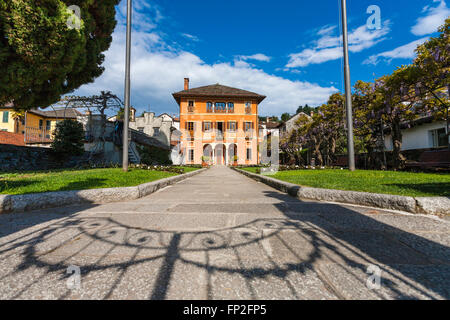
[188,149,194,162]
[430,128,447,148]
[246,148,252,161]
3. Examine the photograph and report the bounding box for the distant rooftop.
[29,108,83,119]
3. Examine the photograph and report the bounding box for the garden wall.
[0,144,55,171]
[0,144,91,172]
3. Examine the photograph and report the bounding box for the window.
[207,102,213,113]
[186,122,194,131]
[39,119,43,130]
[138,127,144,132]
[188,101,195,112]
[245,102,252,114]
[227,102,234,113]
[189,149,194,162]
[244,121,253,132]
[153,127,160,134]
[216,122,224,133]
[46,120,51,131]
[2,111,9,123]
[203,121,212,132]
[227,121,236,132]
[215,102,226,113]
[430,128,448,148]
[246,148,252,161]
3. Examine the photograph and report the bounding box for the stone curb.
[0,168,207,214]
[233,168,449,216]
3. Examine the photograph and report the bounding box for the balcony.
[214,108,227,113]
[25,127,53,144]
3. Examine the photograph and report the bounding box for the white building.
[384,117,448,151]
[279,112,312,138]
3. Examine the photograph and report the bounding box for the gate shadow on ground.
[0,195,448,300]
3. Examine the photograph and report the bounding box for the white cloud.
[363,37,429,65]
[74,1,337,116]
[411,0,450,36]
[182,33,200,42]
[237,53,272,62]
[286,21,391,68]
[317,25,337,36]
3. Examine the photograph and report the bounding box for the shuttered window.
[2,111,9,123]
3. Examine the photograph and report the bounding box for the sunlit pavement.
[0,166,449,299]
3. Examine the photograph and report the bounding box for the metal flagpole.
[122,0,132,171]
[340,0,356,171]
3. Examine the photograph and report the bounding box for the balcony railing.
[25,127,53,144]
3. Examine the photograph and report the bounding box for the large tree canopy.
[0,0,120,110]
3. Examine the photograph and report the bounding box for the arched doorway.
[203,144,213,164]
[214,144,226,165]
[228,144,238,165]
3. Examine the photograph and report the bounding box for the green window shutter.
[2,111,9,123]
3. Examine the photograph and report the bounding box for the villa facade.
[173,79,266,165]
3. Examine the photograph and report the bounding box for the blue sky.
[75,0,450,117]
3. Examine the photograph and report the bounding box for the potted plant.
[201,156,210,167]
[232,155,238,166]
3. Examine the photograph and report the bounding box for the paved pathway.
[0,166,449,299]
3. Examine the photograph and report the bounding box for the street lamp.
[122,0,132,171]
[340,0,356,171]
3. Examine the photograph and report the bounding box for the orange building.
[173,79,266,165]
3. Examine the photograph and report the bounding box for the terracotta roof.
[172,84,266,104]
[2,104,82,119]
[265,122,281,129]
[0,132,25,146]
[28,108,82,119]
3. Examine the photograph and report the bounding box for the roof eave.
[172,93,266,104]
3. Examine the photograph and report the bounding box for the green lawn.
[0,167,198,195]
[241,167,450,197]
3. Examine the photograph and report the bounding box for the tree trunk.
[313,143,323,166]
[391,118,405,170]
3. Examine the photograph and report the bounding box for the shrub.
[138,145,172,166]
[51,120,85,160]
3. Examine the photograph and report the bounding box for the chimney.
[184,78,189,90]
[130,107,136,122]
[266,117,270,123]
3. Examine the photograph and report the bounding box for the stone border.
[0,168,207,214]
[233,168,450,216]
